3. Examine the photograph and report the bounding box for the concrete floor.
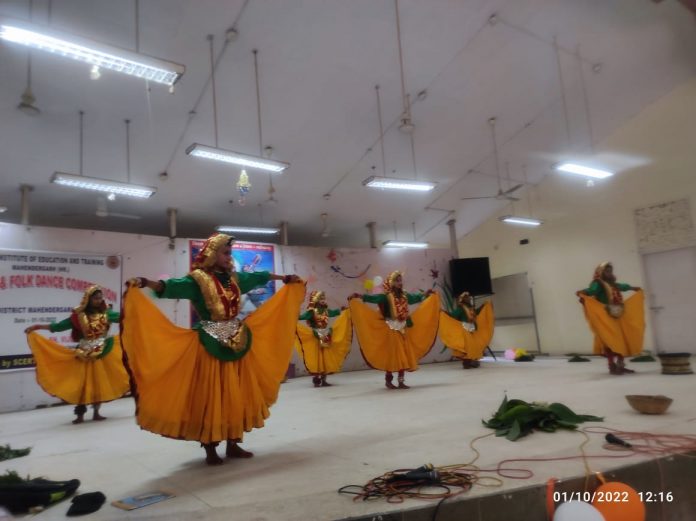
[1,358,695,520]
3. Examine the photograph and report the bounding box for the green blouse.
[49,309,120,334]
[49,309,120,358]
[584,280,632,305]
[360,292,425,327]
[157,271,271,361]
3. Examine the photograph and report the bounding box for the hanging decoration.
[330,264,371,279]
[237,169,251,205]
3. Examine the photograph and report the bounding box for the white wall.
[458,79,696,355]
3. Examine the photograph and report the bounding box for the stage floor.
[1,357,695,520]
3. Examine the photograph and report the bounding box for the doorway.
[642,246,696,354]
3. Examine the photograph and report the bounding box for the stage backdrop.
[0,249,122,371]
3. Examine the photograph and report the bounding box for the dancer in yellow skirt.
[121,233,305,465]
[348,271,439,389]
[24,286,129,424]
[577,262,644,375]
[439,292,494,369]
[296,290,352,387]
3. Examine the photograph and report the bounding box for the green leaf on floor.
[0,445,31,462]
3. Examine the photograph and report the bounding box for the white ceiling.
[0,0,694,246]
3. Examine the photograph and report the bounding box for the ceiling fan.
[461,118,523,202]
[61,196,141,220]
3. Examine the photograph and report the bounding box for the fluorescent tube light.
[498,215,542,227]
[363,175,436,192]
[555,163,613,179]
[382,240,429,249]
[0,17,184,86]
[216,225,280,235]
[186,143,289,173]
[51,172,156,199]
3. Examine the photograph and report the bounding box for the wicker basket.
[625,395,673,415]
[657,353,693,375]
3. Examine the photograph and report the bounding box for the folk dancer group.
[24,233,643,464]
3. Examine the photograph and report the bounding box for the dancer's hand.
[282,274,303,284]
[347,293,361,301]
[631,286,641,292]
[126,277,146,288]
[424,289,435,297]
[24,324,44,333]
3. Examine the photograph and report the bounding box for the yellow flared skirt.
[439,301,495,360]
[349,294,440,372]
[120,284,305,444]
[27,333,129,405]
[581,291,645,356]
[295,310,352,375]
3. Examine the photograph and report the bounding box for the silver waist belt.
[200,319,243,343]
[77,337,106,351]
[386,319,407,333]
[461,321,476,333]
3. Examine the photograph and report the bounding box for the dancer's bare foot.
[72,416,84,425]
[92,413,107,421]
[226,442,254,459]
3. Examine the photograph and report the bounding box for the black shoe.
[67,492,106,516]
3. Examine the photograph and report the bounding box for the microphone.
[387,464,441,484]
[605,433,632,448]
[401,469,440,483]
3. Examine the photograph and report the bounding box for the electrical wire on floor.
[338,427,696,521]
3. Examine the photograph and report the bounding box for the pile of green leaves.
[0,470,29,484]
[0,444,31,462]
[483,396,603,441]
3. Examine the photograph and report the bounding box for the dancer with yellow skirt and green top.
[121,233,305,465]
[24,285,129,424]
[296,290,352,387]
[348,271,439,389]
[577,262,644,375]
[439,292,494,369]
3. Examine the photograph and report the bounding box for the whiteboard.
[490,272,534,319]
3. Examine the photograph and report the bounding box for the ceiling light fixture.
[552,44,614,183]
[216,225,279,235]
[186,144,288,173]
[555,162,613,179]
[187,43,288,174]
[363,175,435,192]
[52,172,155,198]
[498,215,542,227]
[0,17,184,85]
[363,4,436,193]
[51,112,156,199]
[383,240,428,249]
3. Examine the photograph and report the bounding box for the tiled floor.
[1,358,694,520]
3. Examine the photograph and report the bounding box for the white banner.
[0,249,122,369]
